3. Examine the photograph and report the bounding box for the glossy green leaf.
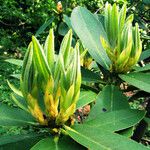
[5,59,23,66]
[35,17,55,36]
[0,133,45,150]
[133,64,150,72]
[89,85,129,119]
[119,72,150,93]
[10,74,21,80]
[76,91,97,109]
[118,127,134,137]
[81,67,104,83]
[71,6,111,70]
[65,125,148,150]
[63,15,72,29]
[86,109,145,132]
[7,80,22,97]
[11,93,28,112]
[139,49,150,61]
[31,136,85,150]
[58,22,69,36]
[0,104,37,126]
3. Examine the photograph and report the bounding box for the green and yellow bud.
[12,29,81,128]
[101,3,142,73]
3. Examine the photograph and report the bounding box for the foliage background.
[0,0,149,146]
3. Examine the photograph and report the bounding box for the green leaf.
[7,80,22,97]
[31,136,86,150]
[32,36,51,80]
[71,6,111,70]
[58,22,69,36]
[0,133,45,150]
[89,85,129,119]
[5,59,23,66]
[63,15,72,29]
[10,74,21,80]
[139,49,150,61]
[81,67,105,83]
[76,91,97,109]
[119,72,150,93]
[133,64,150,72]
[35,17,55,36]
[85,109,145,132]
[0,104,37,126]
[11,93,28,112]
[59,30,72,68]
[44,29,55,73]
[63,15,76,36]
[118,127,134,137]
[21,43,33,95]
[65,125,148,150]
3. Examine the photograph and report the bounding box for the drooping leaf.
[31,136,85,150]
[139,49,150,61]
[35,17,55,36]
[81,67,104,83]
[11,93,28,112]
[85,109,145,132]
[76,91,97,109]
[65,125,148,150]
[7,80,22,97]
[89,85,129,119]
[58,22,69,36]
[63,15,72,30]
[10,74,21,79]
[133,64,150,72]
[71,6,111,70]
[118,127,134,138]
[0,104,37,126]
[0,133,45,150]
[5,59,23,66]
[119,72,150,93]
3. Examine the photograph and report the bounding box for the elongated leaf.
[71,7,111,70]
[81,67,104,83]
[11,93,28,112]
[58,22,69,36]
[85,109,145,132]
[76,91,97,109]
[139,49,150,61]
[0,104,37,126]
[35,17,55,36]
[44,29,55,73]
[119,72,150,93]
[118,127,134,138]
[0,133,45,150]
[10,74,21,79]
[63,15,76,36]
[21,43,33,96]
[59,30,72,68]
[63,15,72,29]
[65,125,148,150]
[5,59,23,66]
[89,85,129,119]
[133,64,150,72]
[7,80,22,97]
[32,36,51,80]
[31,136,85,150]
